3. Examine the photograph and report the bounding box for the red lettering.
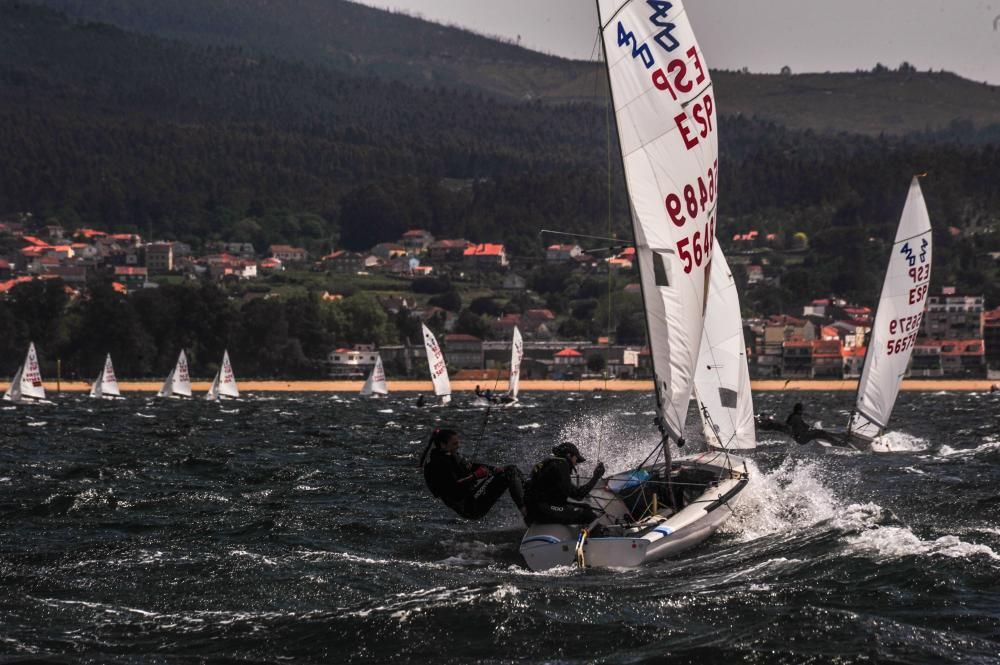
[668,58,692,93]
[687,46,706,86]
[651,68,678,100]
[674,112,697,149]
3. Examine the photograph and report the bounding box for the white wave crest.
[724,457,842,541]
[869,430,929,453]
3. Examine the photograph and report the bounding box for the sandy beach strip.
[29,379,997,393]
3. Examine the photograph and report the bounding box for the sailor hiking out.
[524,442,605,526]
[421,428,527,520]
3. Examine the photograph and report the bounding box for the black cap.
[552,442,586,462]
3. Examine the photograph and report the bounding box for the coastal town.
[2,213,997,382]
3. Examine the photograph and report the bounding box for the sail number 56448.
[676,215,715,274]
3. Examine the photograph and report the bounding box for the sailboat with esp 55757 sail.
[519,0,749,571]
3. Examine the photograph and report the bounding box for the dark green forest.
[1,2,998,378]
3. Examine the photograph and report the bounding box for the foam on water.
[725,457,842,541]
[870,430,930,453]
[558,413,667,473]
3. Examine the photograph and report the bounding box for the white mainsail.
[421,323,451,405]
[158,350,192,398]
[695,245,756,450]
[90,354,122,399]
[3,365,23,402]
[205,350,239,400]
[507,326,524,400]
[599,0,717,440]
[849,177,933,442]
[360,354,388,397]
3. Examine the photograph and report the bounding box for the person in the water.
[524,442,605,526]
[420,428,526,520]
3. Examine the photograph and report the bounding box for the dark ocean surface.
[1,390,998,664]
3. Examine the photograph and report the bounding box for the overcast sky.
[355,0,1000,84]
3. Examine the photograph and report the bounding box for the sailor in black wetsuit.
[786,403,842,445]
[420,428,527,520]
[524,442,605,526]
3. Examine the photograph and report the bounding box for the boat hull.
[520,453,749,571]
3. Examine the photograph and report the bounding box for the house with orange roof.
[399,229,435,253]
[463,243,508,269]
[427,239,471,262]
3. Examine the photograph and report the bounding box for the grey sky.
[355,0,1000,84]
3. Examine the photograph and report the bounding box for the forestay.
[598,0,718,439]
[421,324,451,404]
[849,177,932,440]
[90,354,122,398]
[360,355,388,396]
[508,326,524,400]
[158,350,192,398]
[695,245,755,449]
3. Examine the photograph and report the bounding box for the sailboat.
[157,350,192,399]
[845,177,933,450]
[695,246,756,450]
[360,354,388,398]
[90,353,123,399]
[205,350,239,401]
[472,326,524,407]
[500,325,524,406]
[2,342,50,404]
[520,0,750,570]
[421,324,451,405]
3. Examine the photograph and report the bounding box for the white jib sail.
[91,353,121,398]
[360,355,388,396]
[421,323,451,404]
[695,245,756,450]
[212,350,239,400]
[599,0,717,440]
[508,326,524,400]
[19,342,47,401]
[3,364,23,401]
[159,350,192,398]
[849,177,933,440]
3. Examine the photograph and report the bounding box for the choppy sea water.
[0,390,998,664]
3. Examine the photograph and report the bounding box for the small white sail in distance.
[4,342,47,403]
[849,176,932,442]
[421,323,451,405]
[360,354,388,397]
[205,350,239,400]
[695,245,755,450]
[158,350,192,398]
[507,326,524,401]
[90,353,122,399]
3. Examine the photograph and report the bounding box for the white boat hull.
[520,453,749,571]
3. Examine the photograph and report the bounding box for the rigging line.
[539,229,623,243]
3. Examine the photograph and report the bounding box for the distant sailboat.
[846,177,933,450]
[421,324,451,405]
[157,350,192,399]
[90,353,123,399]
[501,325,524,406]
[695,246,756,450]
[360,354,388,397]
[205,350,239,401]
[3,342,48,404]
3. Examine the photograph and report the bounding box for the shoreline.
[24,379,997,393]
